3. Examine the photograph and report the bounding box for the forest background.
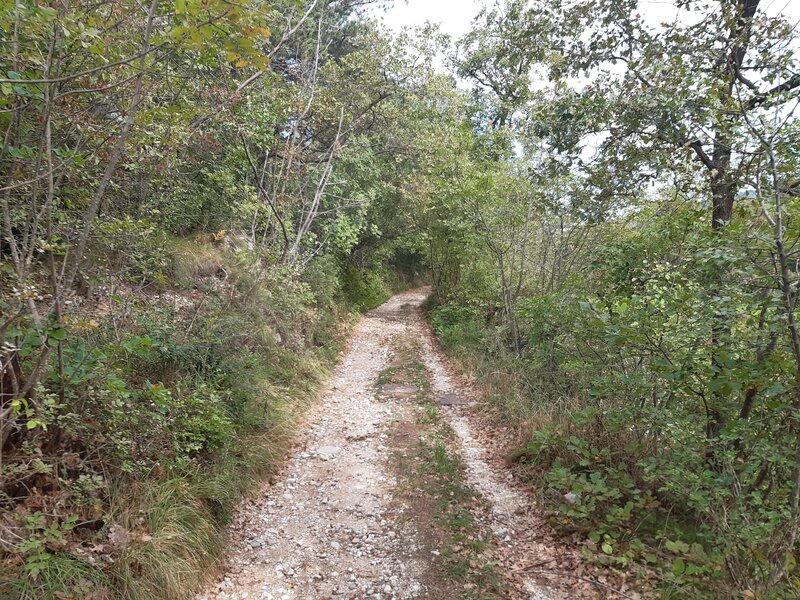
[1,0,800,598]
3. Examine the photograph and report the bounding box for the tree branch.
[688,139,715,171]
[746,74,800,110]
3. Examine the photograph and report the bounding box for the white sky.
[371,0,486,40]
[372,0,800,41]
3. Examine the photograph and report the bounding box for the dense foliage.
[426,1,800,597]
[0,1,443,597]
[2,0,799,598]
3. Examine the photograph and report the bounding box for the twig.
[184,295,207,341]
[0,42,167,85]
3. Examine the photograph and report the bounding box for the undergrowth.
[0,239,359,599]
[427,262,800,600]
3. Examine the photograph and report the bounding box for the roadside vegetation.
[425,1,800,598]
[0,2,434,597]
[2,0,799,598]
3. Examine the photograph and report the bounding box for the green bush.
[516,294,593,396]
[431,304,487,352]
[430,207,800,597]
[517,406,729,597]
[171,384,234,460]
[341,265,390,311]
[92,217,171,285]
[147,163,247,235]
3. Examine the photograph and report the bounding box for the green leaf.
[672,558,686,575]
[48,326,67,342]
[37,6,58,20]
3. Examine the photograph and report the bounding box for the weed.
[381,337,504,599]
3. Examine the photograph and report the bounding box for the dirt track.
[197,290,630,600]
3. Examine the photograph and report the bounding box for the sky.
[370,0,800,41]
[370,0,486,41]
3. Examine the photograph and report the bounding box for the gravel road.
[197,290,618,600]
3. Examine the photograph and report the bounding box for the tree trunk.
[498,254,522,356]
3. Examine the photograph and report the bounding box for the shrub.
[341,265,390,311]
[1,240,350,599]
[431,304,486,352]
[91,217,171,286]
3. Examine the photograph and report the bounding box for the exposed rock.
[315,445,341,460]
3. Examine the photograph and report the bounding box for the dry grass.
[169,239,226,285]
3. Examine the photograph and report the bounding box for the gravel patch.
[197,294,426,600]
